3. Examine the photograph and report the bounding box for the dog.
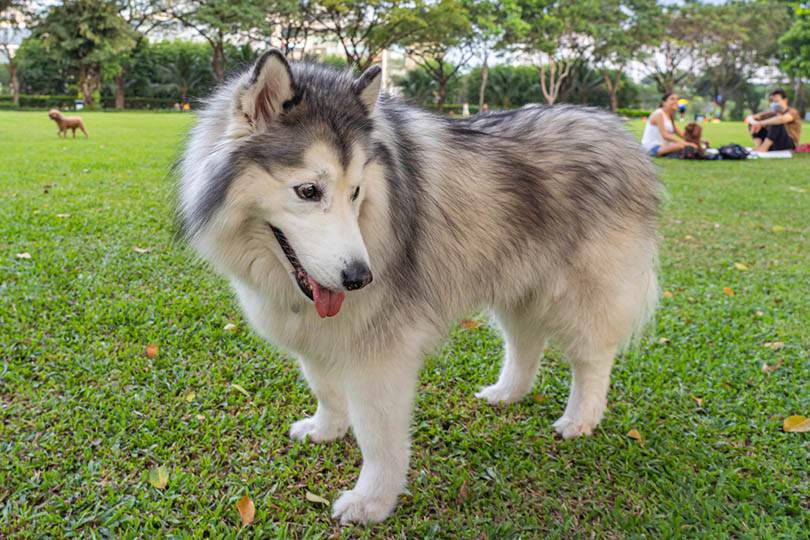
[48,108,89,138]
[176,50,660,524]
[683,121,709,157]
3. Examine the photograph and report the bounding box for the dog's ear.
[352,65,382,114]
[240,49,296,130]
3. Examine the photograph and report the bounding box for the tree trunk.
[794,76,806,119]
[10,63,19,106]
[213,42,226,86]
[437,82,446,113]
[478,54,488,109]
[115,72,126,110]
[602,69,622,113]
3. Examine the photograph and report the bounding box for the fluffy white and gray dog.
[176,50,660,524]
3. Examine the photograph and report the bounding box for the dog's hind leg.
[475,305,547,405]
[552,341,617,440]
[290,358,349,443]
[80,123,89,137]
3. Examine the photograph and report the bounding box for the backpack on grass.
[718,143,749,160]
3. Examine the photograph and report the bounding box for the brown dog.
[48,109,89,138]
[683,121,708,156]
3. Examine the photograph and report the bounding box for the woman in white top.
[640,93,697,157]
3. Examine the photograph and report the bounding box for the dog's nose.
[342,260,373,291]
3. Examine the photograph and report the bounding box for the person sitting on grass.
[641,92,697,158]
[746,89,801,152]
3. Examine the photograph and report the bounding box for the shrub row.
[616,107,651,118]
[0,94,182,110]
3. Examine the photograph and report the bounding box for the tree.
[780,4,810,117]
[160,0,271,85]
[592,0,661,112]
[693,1,792,119]
[464,0,524,109]
[110,0,166,109]
[16,37,76,95]
[0,0,33,105]
[156,43,213,103]
[400,0,472,112]
[33,0,135,108]
[642,2,702,94]
[313,0,423,71]
[512,0,603,104]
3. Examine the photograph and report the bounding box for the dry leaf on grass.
[783,416,810,433]
[16,253,31,259]
[734,263,748,270]
[133,246,152,253]
[459,320,483,330]
[723,287,735,296]
[663,291,674,297]
[56,213,71,218]
[659,337,670,344]
[149,465,169,489]
[691,395,704,408]
[771,225,784,233]
[223,323,237,331]
[236,495,255,526]
[184,392,195,402]
[763,342,784,349]
[231,383,250,397]
[788,186,807,193]
[305,491,329,505]
[684,235,694,240]
[145,344,158,359]
[626,429,644,446]
[762,359,784,374]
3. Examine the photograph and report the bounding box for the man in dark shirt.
[745,89,802,152]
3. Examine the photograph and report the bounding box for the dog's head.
[48,109,62,120]
[684,121,702,143]
[179,50,383,318]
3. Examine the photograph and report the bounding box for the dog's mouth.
[269,224,345,318]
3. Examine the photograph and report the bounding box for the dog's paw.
[332,489,394,525]
[289,417,346,443]
[552,416,596,440]
[474,384,525,405]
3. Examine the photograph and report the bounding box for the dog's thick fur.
[177,50,660,524]
[48,108,89,138]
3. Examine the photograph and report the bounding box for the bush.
[422,103,480,115]
[14,94,78,109]
[100,96,178,110]
[616,108,651,118]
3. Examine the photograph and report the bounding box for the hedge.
[0,94,180,110]
[616,108,651,118]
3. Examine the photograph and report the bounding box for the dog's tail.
[622,248,659,352]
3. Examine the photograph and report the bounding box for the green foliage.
[616,107,650,118]
[780,7,810,79]
[32,0,136,106]
[15,37,76,95]
[465,64,539,109]
[395,63,465,106]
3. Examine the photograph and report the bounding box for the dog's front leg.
[332,357,420,524]
[290,358,349,443]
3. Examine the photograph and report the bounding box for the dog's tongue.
[308,276,345,318]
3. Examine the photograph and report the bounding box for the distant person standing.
[745,89,801,152]
[677,98,688,121]
[640,93,696,157]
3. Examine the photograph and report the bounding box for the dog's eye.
[351,186,360,201]
[294,183,320,201]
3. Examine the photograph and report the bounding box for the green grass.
[1,111,808,539]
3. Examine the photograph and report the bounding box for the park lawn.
[1,111,808,539]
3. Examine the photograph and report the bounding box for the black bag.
[718,143,749,160]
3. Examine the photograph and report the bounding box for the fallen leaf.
[149,465,169,489]
[56,213,71,218]
[756,310,763,316]
[723,287,735,296]
[659,337,670,344]
[762,359,784,374]
[763,342,784,349]
[691,395,703,407]
[459,320,482,330]
[783,416,810,433]
[734,263,748,270]
[771,225,784,232]
[145,344,158,359]
[684,235,694,240]
[533,394,544,402]
[223,323,237,331]
[305,491,329,505]
[626,429,644,446]
[15,252,31,259]
[196,414,205,421]
[231,383,250,397]
[185,392,195,402]
[788,186,806,193]
[663,291,674,297]
[687,297,696,303]
[133,246,152,253]
[236,495,255,527]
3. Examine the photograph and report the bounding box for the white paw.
[331,489,395,525]
[552,416,596,439]
[289,417,346,443]
[475,383,526,405]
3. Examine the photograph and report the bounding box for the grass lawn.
[1,111,808,539]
